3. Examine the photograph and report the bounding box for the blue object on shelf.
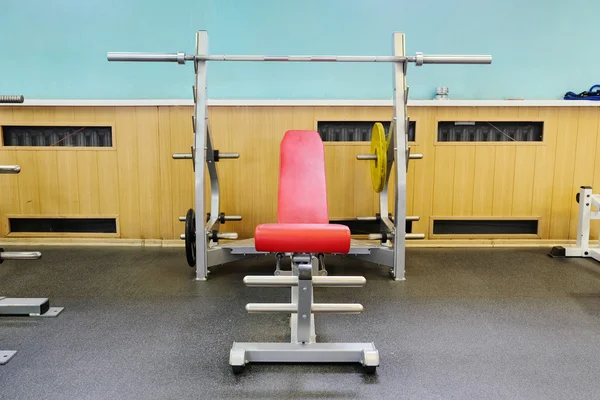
[564,85,600,100]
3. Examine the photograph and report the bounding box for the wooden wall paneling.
[10,108,40,214]
[52,107,75,121]
[256,106,294,225]
[451,107,479,216]
[209,107,245,238]
[32,107,60,214]
[569,107,600,239]
[135,107,161,239]
[549,107,580,239]
[115,107,141,238]
[291,107,316,130]
[72,108,100,215]
[432,107,458,216]
[511,146,536,216]
[591,109,600,240]
[0,107,19,236]
[50,107,80,214]
[94,107,120,216]
[531,108,559,239]
[353,144,378,219]
[157,106,174,239]
[409,107,435,236]
[324,145,357,219]
[168,106,194,239]
[511,107,540,217]
[472,108,499,215]
[491,108,517,216]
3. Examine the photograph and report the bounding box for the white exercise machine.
[550,186,600,263]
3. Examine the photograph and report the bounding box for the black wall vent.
[437,121,543,142]
[433,219,538,235]
[318,121,416,142]
[2,126,113,147]
[9,218,117,234]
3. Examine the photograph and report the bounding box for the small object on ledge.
[434,87,449,100]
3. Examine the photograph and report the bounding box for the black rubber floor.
[1,246,600,399]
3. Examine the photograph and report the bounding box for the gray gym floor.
[1,246,600,399]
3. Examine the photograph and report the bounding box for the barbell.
[108,52,491,65]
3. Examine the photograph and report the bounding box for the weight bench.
[229,130,379,374]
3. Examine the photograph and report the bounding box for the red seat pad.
[255,224,351,254]
[277,130,329,224]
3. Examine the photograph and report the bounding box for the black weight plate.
[185,208,196,267]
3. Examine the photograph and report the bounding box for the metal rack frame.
[108,31,491,281]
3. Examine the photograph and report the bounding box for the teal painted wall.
[0,0,596,100]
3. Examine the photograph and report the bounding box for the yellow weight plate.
[370,122,387,192]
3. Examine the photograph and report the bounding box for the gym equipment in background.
[550,186,600,263]
[0,102,65,363]
[0,174,64,365]
[108,31,492,281]
[229,130,378,374]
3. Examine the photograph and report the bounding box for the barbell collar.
[415,52,424,66]
[0,165,21,174]
[172,153,193,159]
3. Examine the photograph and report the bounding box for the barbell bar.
[367,233,425,240]
[107,52,491,65]
[245,303,364,314]
[357,215,419,221]
[172,152,239,160]
[180,232,238,240]
[356,153,423,161]
[0,251,42,262]
[0,165,21,174]
[178,215,242,222]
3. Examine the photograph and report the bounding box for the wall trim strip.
[1,99,600,107]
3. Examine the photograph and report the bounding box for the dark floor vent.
[2,126,113,147]
[9,217,117,234]
[433,219,538,235]
[437,121,543,142]
[318,121,416,142]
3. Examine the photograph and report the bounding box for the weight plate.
[185,208,196,267]
[370,122,388,193]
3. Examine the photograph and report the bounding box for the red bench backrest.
[277,130,329,224]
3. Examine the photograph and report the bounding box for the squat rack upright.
[108,31,491,281]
